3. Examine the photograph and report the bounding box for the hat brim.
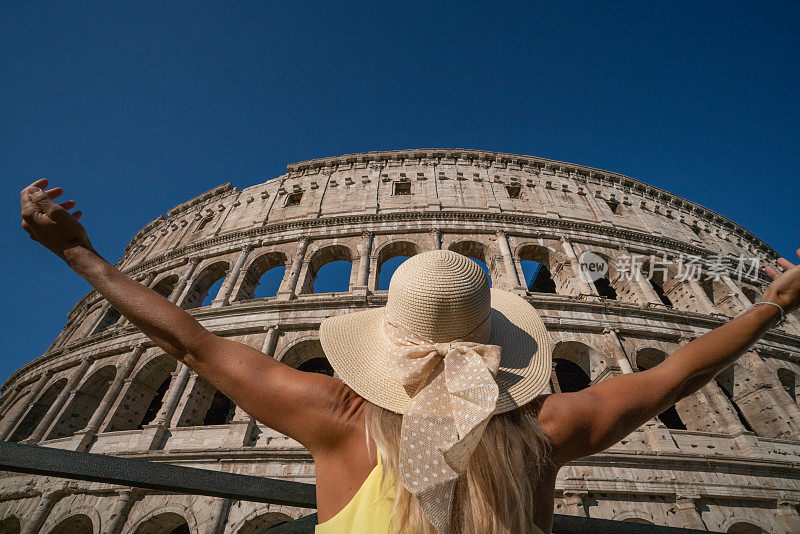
[319,288,552,414]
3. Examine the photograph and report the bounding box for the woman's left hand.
[763,249,800,314]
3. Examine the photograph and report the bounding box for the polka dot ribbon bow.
[383,310,502,533]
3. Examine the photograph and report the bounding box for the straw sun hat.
[321,249,552,531]
[319,249,552,415]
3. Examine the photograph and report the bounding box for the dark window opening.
[523,261,557,293]
[194,217,212,233]
[651,278,673,307]
[168,525,190,534]
[298,357,335,376]
[394,182,411,195]
[94,307,122,334]
[657,405,686,430]
[203,390,236,425]
[594,276,617,300]
[138,376,171,429]
[554,359,590,392]
[286,192,303,206]
[691,225,702,237]
[506,185,521,199]
[605,198,620,214]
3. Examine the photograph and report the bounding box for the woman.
[18,179,800,533]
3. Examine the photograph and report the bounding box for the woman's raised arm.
[19,179,361,454]
[539,249,800,466]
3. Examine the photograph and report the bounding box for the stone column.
[20,490,62,534]
[432,229,442,250]
[495,230,523,290]
[367,253,381,291]
[697,381,749,435]
[674,495,707,530]
[0,370,52,440]
[139,363,192,450]
[74,345,147,451]
[0,384,23,417]
[720,273,752,311]
[356,231,374,288]
[560,238,595,296]
[204,498,232,534]
[213,245,252,307]
[24,357,92,444]
[103,488,138,534]
[277,238,310,300]
[742,350,800,432]
[776,499,800,533]
[562,491,588,517]
[169,258,202,304]
[261,325,281,357]
[86,302,112,335]
[603,328,634,374]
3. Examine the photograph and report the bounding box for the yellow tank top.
[315,452,395,533]
[314,453,547,533]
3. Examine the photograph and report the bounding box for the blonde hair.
[365,401,552,534]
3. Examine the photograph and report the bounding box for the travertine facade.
[1,149,799,534]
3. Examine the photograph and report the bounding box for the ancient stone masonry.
[2,149,800,533]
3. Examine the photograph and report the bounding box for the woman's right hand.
[20,178,94,260]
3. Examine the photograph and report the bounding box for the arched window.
[203,390,236,425]
[93,306,122,334]
[104,354,177,432]
[0,516,20,534]
[152,275,179,299]
[139,377,171,429]
[594,276,617,300]
[740,285,760,304]
[518,245,558,294]
[235,252,288,301]
[551,341,594,392]
[8,378,67,442]
[778,368,798,404]
[181,261,229,309]
[449,241,493,287]
[132,512,190,534]
[727,522,765,534]
[298,357,335,376]
[377,241,419,290]
[48,365,117,440]
[46,514,93,534]
[301,245,353,294]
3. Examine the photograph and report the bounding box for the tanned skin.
[19,179,800,532]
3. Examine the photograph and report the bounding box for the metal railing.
[0,440,720,533]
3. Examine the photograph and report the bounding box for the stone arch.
[8,377,67,442]
[105,354,177,432]
[234,251,288,301]
[375,240,419,290]
[634,348,686,430]
[715,365,762,436]
[299,244,355,294]
[231,509,293,534]
[517,244,559,294]
[740,285,760,304]
[93,306,122,334]
[699,276,736,314]
[48,364,117,440]
[611,510,655,524]
[551,341,599,392]
[180,261,229,310]
[448,240,498,286]
[0,516,21,534]
[151,274,179,300]
[777,368,799,404]
[725,520,767,534]
[44,513,94,534]
[277,337,333,375]
[124,504,197,534]
[201,389,236,426]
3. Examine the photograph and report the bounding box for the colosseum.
[1,149,799,534]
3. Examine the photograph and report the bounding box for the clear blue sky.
[2,2,798,387]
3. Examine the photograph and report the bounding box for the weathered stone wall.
[2,149,799,533]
